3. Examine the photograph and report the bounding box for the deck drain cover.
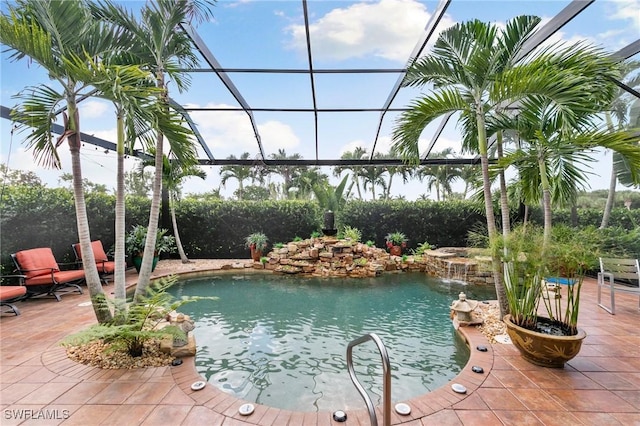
[333,410,347,422]
[238,403,255,416]
[190,381,206,391]
[451,383,467,394]
[395,403,411,415]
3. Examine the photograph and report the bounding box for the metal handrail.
[346,333,391,426]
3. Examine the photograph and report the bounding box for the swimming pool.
[169,273,496,412]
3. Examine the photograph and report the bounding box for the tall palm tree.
[65,52,164,320]
[391,16,631,317]
[498,92,640,245]
[381,150,413,200]
[220,152,254,200]
[142,153,206,263]
[94,0,216,300]
[268,149,304,196]
[333,147,367,200]
[417,148,460,201]
[600,60,640,229]
[360,154,387,200]
[290,167,328,199]
[0,0,145,323]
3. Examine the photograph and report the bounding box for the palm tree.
[268,149,304,196]
[600,60,640,229]
[391,16,632,317]
[360,157,387,201]
[0,0,144,323]
[290,167,328,199]
[498,92,640,245]
[142,153,206,263]
[381,150,414,200]
[333,147,367,200]
[220,152,254,200]
[93,0,216,300]
[65,52,165,320]
[417,148,460,201]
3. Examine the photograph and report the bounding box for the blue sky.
[1,0,639,199]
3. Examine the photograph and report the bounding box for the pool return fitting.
[346,333,391,426]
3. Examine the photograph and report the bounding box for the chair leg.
[1,301,21,315]
[597,276,615,315]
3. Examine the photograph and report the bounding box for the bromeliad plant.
[385,232,407,248]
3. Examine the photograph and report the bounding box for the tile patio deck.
[1,260,639,425]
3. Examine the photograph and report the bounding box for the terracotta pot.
[250,246,263,262]
[503,314,586,368]
[389,245,402,256]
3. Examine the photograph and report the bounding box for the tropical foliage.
[62,276,216,357]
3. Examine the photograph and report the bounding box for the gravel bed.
[65,340,174,369]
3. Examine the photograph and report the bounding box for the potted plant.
[126,225,177,273]
[385,232,407,256]
[496,225,598,368]
[245,232,268,261]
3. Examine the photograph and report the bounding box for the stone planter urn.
[503,314,587,368]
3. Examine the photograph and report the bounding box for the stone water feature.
[252,237,494,286]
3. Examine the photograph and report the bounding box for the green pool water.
[169,273,496,412]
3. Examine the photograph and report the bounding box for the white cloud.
[259,120,300,152]
[186,102,299,159]
[606,0,640,30]
[285,0,455,62]
[79,100,110,119]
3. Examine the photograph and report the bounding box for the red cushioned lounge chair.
[0,281,27,315]
[72,240,115,284]
[11,248,84,302]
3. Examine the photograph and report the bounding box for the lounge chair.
[11,248,85,302]
[72,240,115,284]
[0,276,27,315]
[597,257,640,315]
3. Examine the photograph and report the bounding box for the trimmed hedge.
[2,184,638,273]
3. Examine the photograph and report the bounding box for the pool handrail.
[346,333,391,426]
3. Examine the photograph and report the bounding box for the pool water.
[170,273,496,412]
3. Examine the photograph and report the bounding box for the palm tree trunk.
[66,107,112,323]
[113,111,127,321]
[539,158,553,247]
[170,192,191,263]
[476,110,506,317]
[497,132,511,236]
[355,175,363,200]
[134,72,166,300]
[600,166,617,229]
[600,113,617,229]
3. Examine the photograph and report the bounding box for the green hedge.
[338,200,487,248]
[2,184,638,273]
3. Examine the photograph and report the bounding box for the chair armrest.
[58,262,81,271]
[0,274,27,285]
[598,271,615,286]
